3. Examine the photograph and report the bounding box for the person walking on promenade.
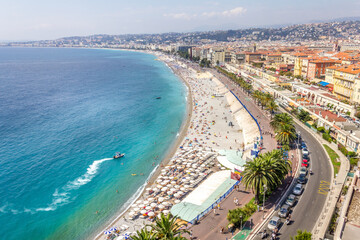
[213,208,216,216]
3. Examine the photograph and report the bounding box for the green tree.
[132,228,156,240]
[242,149,290,203]
[150,213,189,240]
[275,123,297,146]
[297,109,312,122]
[290,230,312,240]
[266,100,279,118]
[270,113,294,132]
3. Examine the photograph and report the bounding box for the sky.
[1,0,360,41]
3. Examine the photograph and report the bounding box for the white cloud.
[202,7,247,18]
[163,13,197,20]
[164,6,246,20]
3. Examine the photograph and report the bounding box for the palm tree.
[242,150,290,203]
[150,213,189,240]
[266,101,279,118]
[270,113,294,131]
[132,228,155,240]
[275,123,297,146]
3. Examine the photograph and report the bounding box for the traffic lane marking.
[318,180,330,195]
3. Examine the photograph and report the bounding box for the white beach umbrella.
[146,187,152,191]
[174,193,180,198]
[153,188,159,192]
[150,203,157,208]
[161,169,167,172]
[167,190,173,195]
[170,188,176,192]
[184,184,190,189]
[165,166,171,169]
[174,185,180,189]
[145,206,152,210]
[190,180,196,184]
[163,202,171,207]
[163,210,170,215]
[156,179,162,183]
[158,197,165,202]
[138,204,145,209]
[180,187,186,191]
[129,211,135,216]
[162,176,169,180]
[170,181,177,185]
[148,212,155,217]
[158,204,165,209]
[140,210,147,214]
[143,200,149,205]
[133,207,140,212]
[136,200,142,204]
[174,200,181,204]
[131,204,138,208]
[161,187,168,191]
[156,184,162,188]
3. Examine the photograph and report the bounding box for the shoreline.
[93,52,193,240]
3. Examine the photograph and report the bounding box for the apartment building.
[333,64,360,103]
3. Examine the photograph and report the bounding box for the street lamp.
[263,185,267,219]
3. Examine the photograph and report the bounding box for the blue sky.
[1,0,360,41]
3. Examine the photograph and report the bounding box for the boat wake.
[1,158,113,214]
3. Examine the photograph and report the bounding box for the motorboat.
[113,152,125,159]
[156,97,161,99]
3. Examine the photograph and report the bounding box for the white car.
[300,167,308,176]
[293,183,304,195]
[268,216,281,230]
[302,148,309,155]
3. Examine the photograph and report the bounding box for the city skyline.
[1,0,360,41]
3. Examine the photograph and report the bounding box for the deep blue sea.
[0,48,187,240]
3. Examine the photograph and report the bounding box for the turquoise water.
[0,48,187,239]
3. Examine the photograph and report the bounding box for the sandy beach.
[94,53,260,240]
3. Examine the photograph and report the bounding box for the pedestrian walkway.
[182,70,299,240]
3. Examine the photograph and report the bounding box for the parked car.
[301,141,307,149]
[293,183,304,195]
[302,148,309,155]
[285,194,296,207]
[303,154,310,160]
[279,204,291,218]
[300,167,308,175]
[268,216,281,230]
[297,173,307,184]
[302,159,309,168]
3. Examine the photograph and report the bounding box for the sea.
[0,48,187,240]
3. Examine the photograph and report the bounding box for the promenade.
[184,67,300,240]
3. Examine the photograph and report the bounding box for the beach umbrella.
[167,190,173,195]
[138,204,145,209]
[121,225,129,230]
[163,176,169,179]
[148,197,155,201]
[161,169,167,172]
[131,203,137,208]
[163,210,170,215]
[140,210,147,215]
[136,200,142,204]
[150,202,157,208]
[148,212,155,217]
[170,181,177,185]
[163,202,171,207]
[158,197,164,202]
[174,185,180,189]
[180,187,186,191]
[129,211,136,216]
[153,188,159,192]
[178,191,184,195]
[174,199,181,204]
[190,180,195,184]
[165,166,171,169]
[143,200,149,205]
[161,187,168,191]
[145,206,152,210]
[110,227,117,231]
[174,193,180,198]
[133,207,140,212]
[184,184,190,188]
[170,188,176,192]
[156,179,162,183]
[158,204,165,209]
[156,184,162,188]
[146,187,152,191]
[104,231,112,234]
